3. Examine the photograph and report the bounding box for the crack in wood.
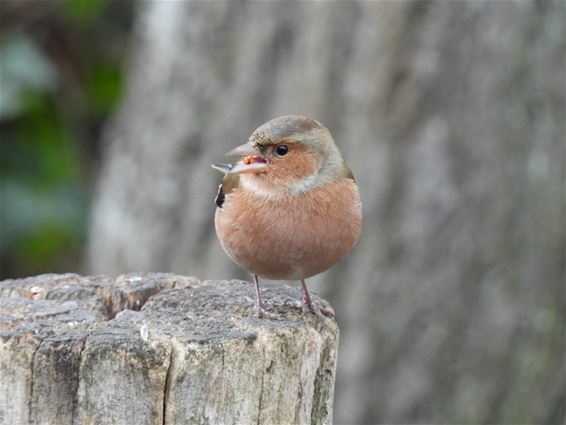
[162,344,175,425]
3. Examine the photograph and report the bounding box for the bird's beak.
[225,141,268,174]
[226,141,259,157]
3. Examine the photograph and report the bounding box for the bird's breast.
[215,178,362,280]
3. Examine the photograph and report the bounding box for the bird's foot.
[302,299,334,324]
[255,301,281,320]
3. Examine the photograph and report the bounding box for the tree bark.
[87,1,565,423]
[0,274,338,425]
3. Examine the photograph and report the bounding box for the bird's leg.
[253,275,279,319]
[300,279,334,321]
[253,274,267,310]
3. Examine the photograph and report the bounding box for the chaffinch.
[212,115,362,321]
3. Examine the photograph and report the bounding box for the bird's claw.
[255,302,281,320]
[302,300,333,325]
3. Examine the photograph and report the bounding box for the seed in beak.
[243,155,267,165]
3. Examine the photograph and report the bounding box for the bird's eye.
[275,144,289,156]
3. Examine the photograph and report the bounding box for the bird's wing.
[344,164,355,181]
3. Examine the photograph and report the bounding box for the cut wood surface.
[0,273,339,425]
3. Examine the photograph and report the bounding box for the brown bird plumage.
[213,115,362,320]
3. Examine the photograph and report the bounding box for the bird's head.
[219,115,352,197]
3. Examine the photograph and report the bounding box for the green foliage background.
[0,0,133,277]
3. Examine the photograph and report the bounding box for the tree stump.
[0,273,339,425]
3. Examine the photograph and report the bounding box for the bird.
[212,115,362,321]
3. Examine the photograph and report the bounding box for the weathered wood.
[0,274,338,425]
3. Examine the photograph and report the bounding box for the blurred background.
[1,1,564,424]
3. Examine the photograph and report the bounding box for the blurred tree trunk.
[88,1,565,424]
